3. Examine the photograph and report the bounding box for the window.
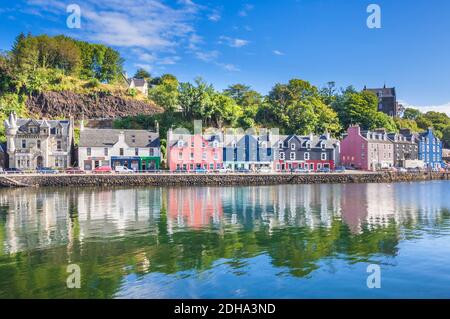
[104,148,108,156]
[37,140,41,149]
[57,141,62,151]
[191,141,194,147]
[290,152,296,160]
[279,142,283,148]
[135,148,139,156]
[22,140,26,149]
[213,141,218,148]
[178,152,183,160]
[202,152,207,160]
[304,152,310,160]
[321,153,327,160]
[178,140,184,148]
[291,144,295,150]
[120,148,124,156]
[202,142,206,148]
[210,163,214,170]
[279,152,285,160]
[190,152,194,160]
[87,148,91,156]
[189,164,194,170]
[149,148,154,156]
[214,152,218,160]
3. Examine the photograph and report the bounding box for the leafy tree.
[134,68,151,80]
[442,126,450,148]
[403,108,422,120]
[149,75,179,112]
[332,90,396,132]
[261,78,341,135]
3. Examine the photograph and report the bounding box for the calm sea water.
[0,181,450,299]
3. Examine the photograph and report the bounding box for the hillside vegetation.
[1,33,450,148]
[0,33,160,142]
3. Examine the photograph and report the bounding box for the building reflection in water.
[0,182,449,255]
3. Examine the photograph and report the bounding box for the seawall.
[1,172,449,188]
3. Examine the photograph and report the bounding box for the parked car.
[65,167,86,174]
[235,167,250,173]
[216,167,231,173]
[93,166,112,174]
[194,167,208,174]
[115,166,135,173]
[334,166,346,173]
[5,168,24,174]
[292,167,310,173]
[318,167,331,173]
[37,167,59,174]
[257,167,272,173]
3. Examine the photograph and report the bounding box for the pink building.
[340,125,394,171]
[166,129,223,172]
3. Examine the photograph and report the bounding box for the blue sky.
[1,0,450,112]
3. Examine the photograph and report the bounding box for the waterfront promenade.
[1,171,449,188]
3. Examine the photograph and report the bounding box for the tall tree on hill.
[134,68,151,80]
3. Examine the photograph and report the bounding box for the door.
[36,156,43,168]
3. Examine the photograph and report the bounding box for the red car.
[93,166,113,174]
[65,167,86,174]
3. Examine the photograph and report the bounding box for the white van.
[115,166,135,173]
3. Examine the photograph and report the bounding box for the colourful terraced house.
[166,129,223,172]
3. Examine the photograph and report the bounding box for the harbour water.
[0,181,450,298]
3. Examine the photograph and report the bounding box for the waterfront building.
[274,133,340,172]
[3,112,74,169]
[340,125,394,171]
[222,130,275,171]
[78,126,160,171]
[386,130,420,168]
[363,85,402,117]
[166,129,223,172]
[417,128,443,168]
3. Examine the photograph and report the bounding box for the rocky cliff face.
[26,91,163,119]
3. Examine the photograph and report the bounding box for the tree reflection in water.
[0,182,449,298]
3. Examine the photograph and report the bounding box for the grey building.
[275,133,340,171]
[386,131,419,167]
[364,85,402,117]
[4,112,74,169]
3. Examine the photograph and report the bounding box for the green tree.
[403,108,422,120]
[134,68,151,80]
[149,75,180,112]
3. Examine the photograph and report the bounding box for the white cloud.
[21,0,238,73]
[239,4,254,17]
[218,63,240,72]
[22,0,202,70]
[219,36,249,48]
[208,11,221,22]
[195,50,219,62]
[273,50,285,56]
[399,100,450,116]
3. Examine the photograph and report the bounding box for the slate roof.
[130,78,147,87]
[364,87,396,97]
[79,129,160,148]
[15,119,71,136]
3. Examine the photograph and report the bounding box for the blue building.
[222,131,275,171]
[417,128,443,168]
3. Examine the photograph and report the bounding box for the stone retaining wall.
[1,172,449,188]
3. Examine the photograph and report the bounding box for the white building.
[3,112,74,169]
[127,78,149,96]
[78,124,161,171]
